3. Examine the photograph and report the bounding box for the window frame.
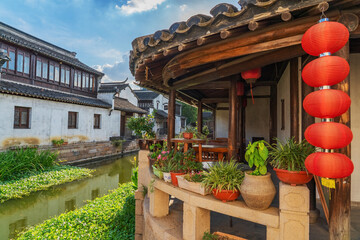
[68,111,78,129]
[14,106,31,129]
[94,114,101,129]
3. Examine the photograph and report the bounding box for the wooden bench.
[193,145,228,162]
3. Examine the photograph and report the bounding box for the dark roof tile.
[114,98,147,114]
[133,90,159,100]
[0,80,111,108]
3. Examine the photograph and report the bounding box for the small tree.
[127,111,156,139]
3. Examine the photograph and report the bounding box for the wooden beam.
[228,79,237,159]
[245,95,271,99]
[185,81,230,90]
[197,101,203,134]
[330,42,351,240]
[172,45,305,90]
[290,57,299,142]
[167,89,176,150]
[162,10,341,83]
[201,98,229,104]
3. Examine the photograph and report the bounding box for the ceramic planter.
[170,172,185,186]
[240,172,276,210]
[176,174,210,195]
[152,165,163,179]
[163,172,172,183]
[183,132,193,139]
[212,189,239,202]
[274,168,313,185]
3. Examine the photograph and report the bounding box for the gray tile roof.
[0,80,111,108]
[114,97,147,114]
[155,109,168,119]
[0,21,103,76]
[133,90,159,100]
[98,82,128,93]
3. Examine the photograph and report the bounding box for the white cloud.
[116,0,166,15]
[179,4,187,12]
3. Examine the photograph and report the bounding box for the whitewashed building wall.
[0,94,119,148]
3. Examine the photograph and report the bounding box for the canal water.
[0,153,137,240]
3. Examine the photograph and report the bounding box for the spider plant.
[268,138,315,172]
[202,160,244,192]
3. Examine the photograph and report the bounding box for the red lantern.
[303,89,351,118]
[241,68,261,83]
[305,152,354,178]
[301,21,349,56]
[305,122,353,149]
[237,82,244,96]
[302,56,349,87]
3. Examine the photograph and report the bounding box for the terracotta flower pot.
[240,172,276,210]
[274,168,313,186]
[212,189,239,202]
[170,172,185,186]
[183,132,193,139]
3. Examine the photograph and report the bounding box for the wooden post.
[197,101,203,135]
[238,96,245,161]
[167,89,176,150]
[290,57,300,141]
[330,42,351,240]
[301,56,319,222]
[269,84,277,144]
[228,79,237,159]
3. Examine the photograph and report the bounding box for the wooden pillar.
[197,101,203,134]
[301,56,319,222]
[290,58,299,141]
[270,84,277,144]
[329,42,351,240]
[238,96,245,161]
[167,89,176,150]
[228,79,237,159]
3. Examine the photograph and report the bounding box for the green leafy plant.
[0,148,58,181]
[202,160,244,192]
[184,172,205,183]
[111,139,124,150]
[268,138,315,172]
[203,231,219,240]
[127,111,156,139]
[131,167,138,190]
[168,149,202,173]
[245,140,269,176]
[51,139,64,147]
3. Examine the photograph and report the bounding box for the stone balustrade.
[135,150,310,240]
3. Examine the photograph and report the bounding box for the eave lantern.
[302,17,353,179]
[241,68,261,104]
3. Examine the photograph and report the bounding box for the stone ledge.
[153,175,280,229]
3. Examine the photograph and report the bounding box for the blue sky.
[0,0,239,84]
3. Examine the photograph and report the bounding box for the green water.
[0,154,136,240]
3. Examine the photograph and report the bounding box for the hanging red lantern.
[303,89,351,118]
[305,152,354,179]
[301,21,349,56]
[305,122,353,149]
[241,68,261,84]
[302,56,350,87]
[237,82,244,96]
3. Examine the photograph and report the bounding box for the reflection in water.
[0,154,136,240]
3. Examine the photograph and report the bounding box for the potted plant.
[241,140,276,210]
[152,149,172,179]
[51,139,64,147]
[169,151,187,186]
[177,172,209,195]
[127,111,156,150]
[148,143,163,165]
[183,126,196,139]
[268,138,315,185]
[202,160,244,202]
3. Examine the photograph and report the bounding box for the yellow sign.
[321,178,335,189]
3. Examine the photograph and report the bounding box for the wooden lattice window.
[68,112,78,129]
[14,107,31,129]
[94,114,101,129]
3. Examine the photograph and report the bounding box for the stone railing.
[135,150,310,240]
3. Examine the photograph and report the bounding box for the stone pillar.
[183,203,210,240]
[149,188,169,217]
[279,182,310,240]
[138,150,151,188]
[135,190,145,240]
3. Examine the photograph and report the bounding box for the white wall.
[245,86,270,144]
[97,92,114,106]
[277,64,291,141]
[0,94,120,148]
[350,53,360,202]
[215,103,229,138]
[119,86,138,106]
